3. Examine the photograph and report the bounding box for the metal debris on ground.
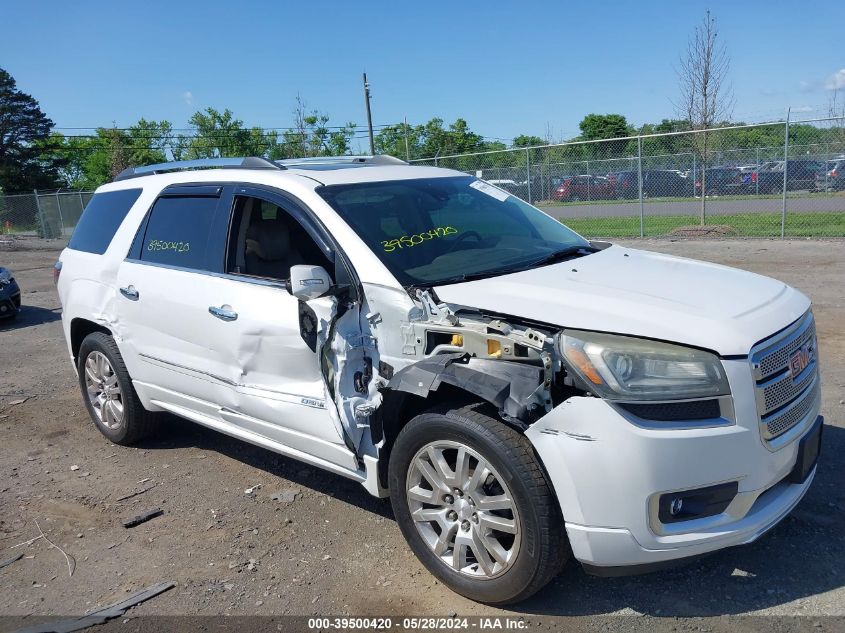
[244,484,261,495]
[115,484,157,502]
[0,552,24,570]
[122,508,163,528]
[11,581,175,633]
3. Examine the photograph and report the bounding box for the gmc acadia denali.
[56,156,823,604]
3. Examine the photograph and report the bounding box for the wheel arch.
[70,318,112,364]
[372,354,549,492]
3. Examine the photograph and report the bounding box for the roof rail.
[276,154,407,167]
[114,157,284,181]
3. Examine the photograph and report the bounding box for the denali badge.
[789,342,814,380]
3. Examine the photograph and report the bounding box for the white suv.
[57,156,822,604]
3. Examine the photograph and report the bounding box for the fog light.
[658,481,738,524]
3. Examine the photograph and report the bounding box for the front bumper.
[526,358,821,571]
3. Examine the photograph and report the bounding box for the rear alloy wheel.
[77,332,156,445]
[389,403,568,604]
[83,351,124,430]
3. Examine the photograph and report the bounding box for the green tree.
[512,134,545,148]
[0,67,63,192]
[276,96,356,159]
[578,114,630,141]
[46,119,174,189]
[374,121,421,160]
[176,108,272,159]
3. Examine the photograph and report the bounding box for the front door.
[116,185,357,471]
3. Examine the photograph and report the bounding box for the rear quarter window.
[67,188,143,254]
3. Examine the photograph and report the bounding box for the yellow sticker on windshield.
[382,226,458,253]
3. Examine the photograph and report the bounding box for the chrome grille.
[750,312,819,445]
[762,380,820,440]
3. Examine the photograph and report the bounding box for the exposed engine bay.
[308,284,577,462]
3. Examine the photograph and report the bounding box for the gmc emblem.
[789,342,814,380]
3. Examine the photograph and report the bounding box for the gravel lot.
[1,238,843,631]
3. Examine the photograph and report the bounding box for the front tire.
[388,403,568,604]
[77,332,155,445]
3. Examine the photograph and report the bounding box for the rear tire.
[77,332,156,445]
[388,402,568,605]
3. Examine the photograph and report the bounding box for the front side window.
[225,195,332,281]
[318,176,590,286]
[140,196,218,269]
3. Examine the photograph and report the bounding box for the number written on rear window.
[140,196,218,270]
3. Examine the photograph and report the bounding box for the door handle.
[120,285,139,301]
[209,305,238,322]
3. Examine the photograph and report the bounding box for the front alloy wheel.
[407,440,520,579]
[389,403,568,604]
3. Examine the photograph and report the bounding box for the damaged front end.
[313,283,580,474]
[385,289,559,427]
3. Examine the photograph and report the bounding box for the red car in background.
[551,175,615,201]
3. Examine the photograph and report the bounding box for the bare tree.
[676,10,734,224]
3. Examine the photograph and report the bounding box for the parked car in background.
[609,170,693,199]
[694,167,744,196]
[551,175,614,201]
[816,159,845,191]
[0,266,21,320]
[755,160,825,194]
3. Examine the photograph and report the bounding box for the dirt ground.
[1,238,844,631]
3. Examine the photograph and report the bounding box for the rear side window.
[67,188,142,254]
[140,196,219,270]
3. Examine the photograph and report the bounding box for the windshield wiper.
[524,245,598,268]
[432,246,596,286]
[433,266,528,285]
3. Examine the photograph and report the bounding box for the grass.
[538,191,843,207]
[562,212,845,238]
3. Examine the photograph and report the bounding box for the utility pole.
[403,116,410,161]
[363,73,375,155]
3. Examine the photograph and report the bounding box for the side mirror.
[288,265,333,301]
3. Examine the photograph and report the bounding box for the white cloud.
[825,69,845,91]
[791,105,814,113]
[182,90,194,106]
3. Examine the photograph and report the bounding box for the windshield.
[318,176,590,286]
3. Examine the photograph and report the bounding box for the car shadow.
[0,305,62,330]
[134,413,394,520]
[136,414,842,616]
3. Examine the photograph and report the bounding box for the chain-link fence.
[0,191,93,239]
[412,116,845,239]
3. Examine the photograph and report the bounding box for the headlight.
[558,329,729,401]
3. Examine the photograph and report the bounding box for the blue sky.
[2,0,843,150]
